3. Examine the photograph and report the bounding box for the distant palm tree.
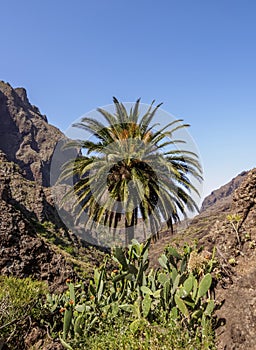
[61,98,202,245]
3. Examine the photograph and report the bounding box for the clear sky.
[1,0,256,201]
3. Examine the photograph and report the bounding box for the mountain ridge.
[201,170,249,213]
[0,80,63,186]
[0,81,106,294]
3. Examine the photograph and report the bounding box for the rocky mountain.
[0,81,105,292]
[0,81,68,187]
[0,150,76,290]
[201,170,248,213]
[150,168,256,350]
[149,171,250,266]
[208,169,256,350]
[174,171,250,243]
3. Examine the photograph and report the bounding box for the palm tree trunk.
[166,217,174,234]
[125,211,135,246]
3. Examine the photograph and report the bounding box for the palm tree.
[60,98,202,246]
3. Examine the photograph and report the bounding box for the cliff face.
[0,81,63,187]
[0,149,67,228]
[0,150,76,291]
[201,171,248,213]
[0,81,105,292]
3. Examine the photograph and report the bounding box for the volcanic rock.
[0,154,76,291]
[201,171,248,213]
[0,80,66,186]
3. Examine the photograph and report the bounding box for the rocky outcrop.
[0,80,64,187]
[195,169,256,350]
[200,171,248,213]
[0,146,106,292]
[151,168,256,349]
[180,170,251,245]
[0,154,76,292]
[0,149,70,228]
[212,169,256,350]
[0,82,106,293]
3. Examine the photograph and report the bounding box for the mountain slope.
[0,81,106,291]
[212,169,256,350]
[0,150,76,290]
[201,170,248,213]
[150,169,256,350]
[0,81,66,187]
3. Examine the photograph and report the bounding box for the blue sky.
[1,0,256,201]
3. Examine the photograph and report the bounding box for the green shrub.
[74,315,215,350]
[44,240,218,350]
[0,276,48,348]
